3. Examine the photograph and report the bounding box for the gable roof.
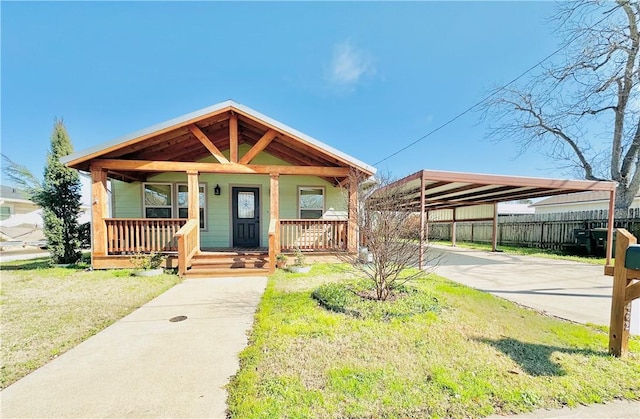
[62,100,375,183]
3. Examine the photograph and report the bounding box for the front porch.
[63,101,375,276]
[91,216,352,276]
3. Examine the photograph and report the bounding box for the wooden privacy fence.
[280,219,347,251]
[105,218,186,254]
[426,210,640,250]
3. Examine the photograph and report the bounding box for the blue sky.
[2,1,564,183]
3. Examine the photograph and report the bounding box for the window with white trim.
[177,183,206,229]
[299,187,324,219]
[143,183,173,218]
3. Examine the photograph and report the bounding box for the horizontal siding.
[112,180,142,218]
[113,146,348,248]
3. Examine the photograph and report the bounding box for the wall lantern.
[214,184,221,196]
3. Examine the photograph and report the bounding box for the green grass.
[0,257,181,388]
[227,264,640,418]
[431,240,608,265]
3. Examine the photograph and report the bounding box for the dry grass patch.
[228,264,640,418]
[0,257,180,388]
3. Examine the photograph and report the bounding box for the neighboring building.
[0,185,39,221]
[0,185,90,244]
[62,100,376,276]
[497,202,535,215]
[532,191,640,214]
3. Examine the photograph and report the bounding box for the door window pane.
[238,192,255,219]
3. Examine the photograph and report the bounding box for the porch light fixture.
[214,184,221,196]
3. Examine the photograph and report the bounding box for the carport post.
[492,202,498,252]
[419,171,426,269]
[451,208,457,247]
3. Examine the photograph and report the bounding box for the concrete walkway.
[1,276,267,418]
[428,245,612,325]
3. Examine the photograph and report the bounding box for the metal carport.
[375,169,617,268]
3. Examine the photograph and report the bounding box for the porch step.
[184,267,270,278]
[184,251,270,277]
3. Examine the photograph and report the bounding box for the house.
[0,185,39,222]
[61,100,376,276]
[0,185,44,244]
[532,191,640,214]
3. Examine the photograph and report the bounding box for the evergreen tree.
[35,119,82,264]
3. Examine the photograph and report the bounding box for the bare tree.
[484,0,639,213]
[339,171,432,301]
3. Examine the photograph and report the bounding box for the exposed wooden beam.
[229,113,238,163]
[66,107,233,168]
[233,110,374,176]
[239,129,277,164]
[188,124,230,164]
[106,170,145,182]
[91,159,350,176]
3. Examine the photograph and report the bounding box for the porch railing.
[175,219,199,276]
[105,218,186,254]
[279,219,347,251]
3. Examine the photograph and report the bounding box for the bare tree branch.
[483,0,640,210]
[1,154,42,197]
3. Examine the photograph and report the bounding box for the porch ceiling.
[62,101,376,184]
[373,169,617,212]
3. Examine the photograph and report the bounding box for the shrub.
[313,281,441,320]
[129,252,166,271]
[312,283,356,314]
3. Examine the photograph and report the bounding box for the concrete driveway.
[1,276,267,418]
[428,245,612,326]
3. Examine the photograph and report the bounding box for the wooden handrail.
[175,219,199,276]
[105,218,184,222]
[268,219,277,274]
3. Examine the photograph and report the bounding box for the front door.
[232,187,260,247]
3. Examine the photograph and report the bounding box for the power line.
[374,9,614,166]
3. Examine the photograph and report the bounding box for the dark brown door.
[232,187,260,247]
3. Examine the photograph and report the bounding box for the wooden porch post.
[187,170,200,252]
[90,167,108,259]
[270,173,280,252]
[348,179,358,253]
[419,171,426,269]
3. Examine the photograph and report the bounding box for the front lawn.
[228,264,640,418]
[0,258,181,388]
